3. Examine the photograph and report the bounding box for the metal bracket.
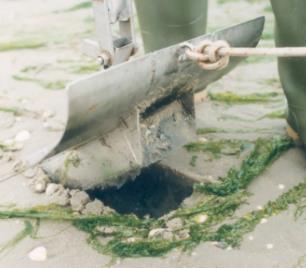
[82,0,136,68]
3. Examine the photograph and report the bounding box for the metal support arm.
[82,0,135,68]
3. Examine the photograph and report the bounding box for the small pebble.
[24,168,38,179]
[248,236,254,241]
[278,184,285,190]
[15,130,31,142]
[70,191,90,212]
[45,183,64,196]
[28,246,47,262]
[260,218,268,224]
[126,237,137,243]
[51,190,70,206]
[148,228,165,238]
[97,226,117,235]
[82,199,104,215]
[177,229,190,240]
[266,243,274,250]
[34,180,48,193]
[194,214,208,224]
[198,137,208,143]
[148,228,173,240]
[215,242,228,249]
[165,218,184,230]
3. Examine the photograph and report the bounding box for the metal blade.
[27,17,264,189]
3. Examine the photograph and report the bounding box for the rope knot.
[185,40,230,70]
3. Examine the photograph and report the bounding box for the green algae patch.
[71,62,100,74]
[196,127,274,135]
[0,136,298,259]
[213,179,306,247]
[189,155,198,167]
[208,91,282,104]
[259,109,286,120]
[195,137,294,196]
[13,75,67,90]
[0,40,46,52]
[0,107,22,116]
[196,127,227,135]
[55,1,92,13]
[0,220,36,255]
[184,139,250,159]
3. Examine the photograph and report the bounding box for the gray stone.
[82,199,104,215]
[51,190,70,206]
[46,183,64,196]
[176,229,190,240]
[148,228,174,240]
[165,218,184,230]
[23,167,38,178]
[33,179,48,193]
[96,226,117,235]
[70,191,90,212]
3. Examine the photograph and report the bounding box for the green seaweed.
[184,139,250,159]
[293,252,306,268]
[55,1,92,13]
[208,91,282,104]
[0,136,298,258]
[13,75,67,90]
[194,137,294,196]
[213,179,306,247]
[0,107,22,116]
[0,220,34,255]
[196,127,274,135]
[189,156,198,167]
[0,40,46,52]
[259,109,286,120]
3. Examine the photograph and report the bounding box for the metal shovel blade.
[32,17,264,190]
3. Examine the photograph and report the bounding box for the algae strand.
[195,137,294,196]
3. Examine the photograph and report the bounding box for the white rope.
[185,40,306,70]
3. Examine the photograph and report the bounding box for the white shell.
[278,184,285,190]
[266,243,274,250]
[15,130,31,142]
[28,246,47,262]
[248,236,254,241]
[260,218,268,224]
[195,214,208,224]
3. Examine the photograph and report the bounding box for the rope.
[185,40,306,71]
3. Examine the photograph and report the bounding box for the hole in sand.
[87,164,194,219]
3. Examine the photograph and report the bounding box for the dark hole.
[87,164,194,219]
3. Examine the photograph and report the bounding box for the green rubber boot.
[271,0,306,144]
[134,0,208,52]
